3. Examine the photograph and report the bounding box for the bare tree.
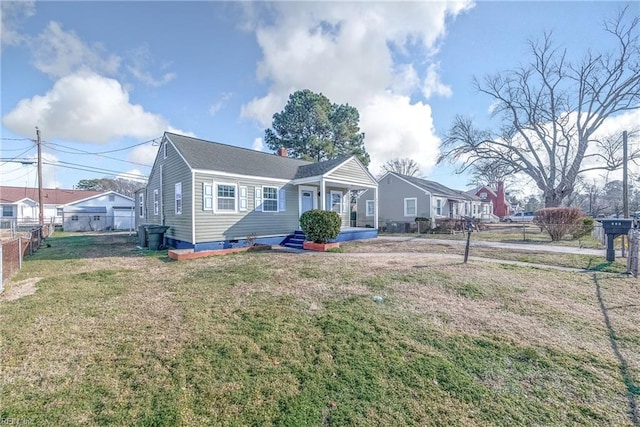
[438,9,640,207]
[382,158,421,177]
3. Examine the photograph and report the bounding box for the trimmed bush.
[534,207,587,241]
[299,209,341,243]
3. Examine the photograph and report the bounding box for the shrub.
[299,209,341,243]
[572,216,594,239]
[534,207,586,241]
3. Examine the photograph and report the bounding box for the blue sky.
[2,1,637,193]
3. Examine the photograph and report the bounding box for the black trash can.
[145,225,170,250]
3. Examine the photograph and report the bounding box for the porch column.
[320,178,326,210]
[374,186,378,230]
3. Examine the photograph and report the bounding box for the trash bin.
[145,225,170,250]
[138,224,151,247]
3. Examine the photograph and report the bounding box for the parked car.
[505,211,535,222]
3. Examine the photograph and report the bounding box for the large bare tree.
[438,9,640,207]
[382,158,421,176]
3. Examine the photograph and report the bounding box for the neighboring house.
[62,191,135,232]
[0,186,102,226]
[471,181,512,219]
[356,172,493,230]
[136,132,378,251]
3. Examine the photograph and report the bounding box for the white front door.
[301,190,314,214]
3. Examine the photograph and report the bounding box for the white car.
[505,211,535,222]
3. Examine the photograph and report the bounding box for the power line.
[42,141,152,167]
[43,160,148,180]
[0,146,36,166]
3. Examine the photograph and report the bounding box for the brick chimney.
[277,147,288,157]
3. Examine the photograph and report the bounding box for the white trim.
[175,182,182,215]
[365,200,374,217]
[138,193,145,218]
[262,185,279,212]
[291,176,377,189]
[153,189,159,215]
[239,186,248,211]
[404,197,417,217]
[298,185,318,215]
[192,168,290,184]
[330,190,343,214]
[214,182,238,213]
[192,170,196,245]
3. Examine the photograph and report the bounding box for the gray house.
[356,171,490,231]
[136,132,378,251]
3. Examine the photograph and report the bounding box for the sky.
[1,0,638,195]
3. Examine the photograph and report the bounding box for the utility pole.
[36,127,44,226]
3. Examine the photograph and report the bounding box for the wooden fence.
[0,225,50,292]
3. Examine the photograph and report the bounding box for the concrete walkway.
[376,235,615,257]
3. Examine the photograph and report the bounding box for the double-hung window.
[139,193,145,218]
[330,191,342,214]
[153,189,159,215]
[216,183,236,212]
[436,199,442,216]
[175,182,182,214]
[404,198,417,217]
[262,187,278,212]
[366,200,375,217]
[2,206,13,217]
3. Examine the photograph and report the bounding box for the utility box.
[599,219,633,262]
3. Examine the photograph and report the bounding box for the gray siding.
[145,140,193,243]
[355,189,375,228]
[325,158,376,187]
[377,174,432,224]
[194,172,299,242]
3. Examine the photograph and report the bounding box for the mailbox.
[598,218,634,262]
[600,219,633,235]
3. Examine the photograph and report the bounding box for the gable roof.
[166,133,312,180]
[0,186,103,205]
[64,190,134,206]
[385,172,468,200]
[165,132,372,183]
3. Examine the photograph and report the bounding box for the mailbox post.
[599,219,633,262]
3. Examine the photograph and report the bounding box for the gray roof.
[64,206,107,213]
[392,173,470,201]
[167,133,315,180]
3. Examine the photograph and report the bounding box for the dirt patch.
[1,278,41,302]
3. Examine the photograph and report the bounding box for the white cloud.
[422,63,452,99]
[129,143,160,166]
[0,0,35,47]
[240,1,473,174]
[360,94,441,176]
[126,45,176,87]
[2,71,173,144]
[32,22,121,78]
[209,92,233,116]
[251,137,264,151]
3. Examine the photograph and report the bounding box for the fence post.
[627,230,639,278]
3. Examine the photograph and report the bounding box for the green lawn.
[1,233,638,426]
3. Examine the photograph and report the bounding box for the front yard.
[1,233,638,426]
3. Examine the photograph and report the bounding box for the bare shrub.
[534,208,585,241]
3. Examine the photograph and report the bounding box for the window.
[330,191,342,214]
[175,182,182,214]
[217,183,236,212]
[436,199,442,216]
[153,189,159,215]
[139,193,145,218]
[56,208,63,216]
[366,200,375,217]
[263,186,278,212]
[163,142,167,159]
[404,198,417,217]
[108,194,115,201]
[479,192,487,199]
[71,215,79,221]
[93,215,101,221]
[3,206,13,217]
